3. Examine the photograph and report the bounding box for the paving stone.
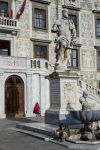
[0,118,66,150]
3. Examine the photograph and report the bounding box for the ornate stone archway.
[5,75,24,117]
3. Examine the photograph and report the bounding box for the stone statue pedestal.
[45,71,80,125]
[55,64,70,72]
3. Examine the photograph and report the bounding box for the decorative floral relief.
[63,83,76,104]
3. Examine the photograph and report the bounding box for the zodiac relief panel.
[81,13,93,38]
[80,0,92,10]
[82,49,96,68]
[81,71,97,86]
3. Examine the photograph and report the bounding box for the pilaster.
[26,73,33,117]
[40,75,46,116]
[0,72,6,118]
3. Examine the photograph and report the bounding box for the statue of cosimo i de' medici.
[52,9,77,70]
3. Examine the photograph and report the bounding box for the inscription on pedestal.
[50,80,60,107]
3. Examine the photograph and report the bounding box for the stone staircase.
[15,121,100,149]
[16,122,55,137]
[78,80,100,99]
[15,122,57,142]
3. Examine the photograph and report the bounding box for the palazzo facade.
[0,0,100,118]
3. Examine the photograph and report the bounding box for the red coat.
[34,105,40,112]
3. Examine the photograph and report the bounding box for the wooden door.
[5,75,24,117]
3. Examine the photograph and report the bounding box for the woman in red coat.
[33,103,41,117]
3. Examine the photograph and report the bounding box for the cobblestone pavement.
[0,118,67,150]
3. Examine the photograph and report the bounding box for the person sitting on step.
[55,123,70,142]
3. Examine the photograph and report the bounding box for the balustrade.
[78,79,100,98]
[0,17,19,31]
[31,59,54,72]
[0,57,54,73]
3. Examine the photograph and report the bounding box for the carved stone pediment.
[92,1,100,13]
[63,0,80,10]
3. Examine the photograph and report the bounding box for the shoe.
[60,138,64,142]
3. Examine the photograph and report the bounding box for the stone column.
[45,71,80,125]
[0,72,6,118]
[26,73,33,117]
[40,75,46,116]
[32,74,40,110]
[45,78,50,110]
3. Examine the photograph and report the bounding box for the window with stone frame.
[97,49,100,69]
[96,18,100,37]
[0,40,10,56]
[69,14,77,31]
[0,1,9,17]
[34,8,46,30]
[34,44,48,60]
[70,49,78,68]
[32,1,48,31]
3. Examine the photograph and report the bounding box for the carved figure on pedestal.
[79,91,89,111]
[52,9,77,69]
[79,91,95,111]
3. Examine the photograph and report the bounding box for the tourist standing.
[33,103,41,117]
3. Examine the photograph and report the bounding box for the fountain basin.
[70,110,100,122]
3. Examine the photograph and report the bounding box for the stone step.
[14,124,100,150]
[12,127,97,150]
[10,127,51,141]
[11,127,81,149]
[16,123,56,137]
[16,122,84,137]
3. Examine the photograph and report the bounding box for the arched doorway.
[5,75,24,117]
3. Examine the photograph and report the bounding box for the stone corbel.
[30,0,51,5]
[30,38,52,44]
